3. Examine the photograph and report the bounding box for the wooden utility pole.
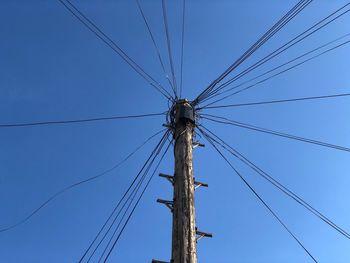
[172,99,197,263]
[154,99,211,263]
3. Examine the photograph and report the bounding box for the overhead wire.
[57,0,173,101]
[202,114,350,153]
[135,0,175,93]
[202,2,350,105]
[162,0,178,98]
[199,125,350,240]
[198,92,350,110]
[199,127,317,263]
[193,0,312,105]
[203,2,350,103]
[92,131,170,263]
[180,0,186,98]
[78,130,170,262]
[194,0,311,104]
[201,38,350,108]
[78,131,169,262]
[200,32,350,106]
[101,133,172,262]
[0,112,166,128]
[0,129,166,234]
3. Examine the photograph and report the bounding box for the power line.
[199,125,350,240]
[95,134,169,262]
[57,0,173,101]
[202,114,350,153]
[193,0,312,105]
[180,0,186,98]
[194,0,310,103]
[201,2,350,105]
[201,32,350,105]
[204,2,350,103]
[79,131,168,262]
[162,0,178,98]
[96,132,170,262]
[199,128,317,263]
[78,131,170,262]
[199,93,350,110]
[0,112,165,128]
[135,0,175,93]
[200,0,313,103]
[0,129,166,234]
[102,134,172,262]
[202,38,350,108]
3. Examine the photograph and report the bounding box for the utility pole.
[154,99,211,263]
[172,99,197,263]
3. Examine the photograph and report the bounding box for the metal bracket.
[193,142,205,148]
[157,199,174,212]
[159,173,207,190]
[196,230,213,242]
[194,180,208,190]
[159,173,174,185]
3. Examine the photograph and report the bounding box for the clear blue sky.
[0,0,350,262]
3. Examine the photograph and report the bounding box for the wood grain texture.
[171,101,197,263]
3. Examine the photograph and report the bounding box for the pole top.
[175,98,189,104]
[174,99,195,124]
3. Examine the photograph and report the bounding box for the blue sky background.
[0,0,350,262]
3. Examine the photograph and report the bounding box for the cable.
[204,2,350,103]
[199,125,350,240]
[0,129,166,234]
[162,0,178,98]
[199,129,317,262]
[180,0,186,98]
[57,0,173,101]
[201,32,350,106]
[0,112,166,128]
[202,2,350,104]
[78,131,169,262]
[79,131,169,262]
[195,0,310,104]
[202,114,350,153]
[135,0,175,93]
[202,38,350,108]
[100,135,170,262]
[199,93,350,110]
[60,0,173,100]
[101,135,172,262]
[193,0,312,105]
[94,132,170,263]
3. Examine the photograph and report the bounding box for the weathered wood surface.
[171,101,197,263]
